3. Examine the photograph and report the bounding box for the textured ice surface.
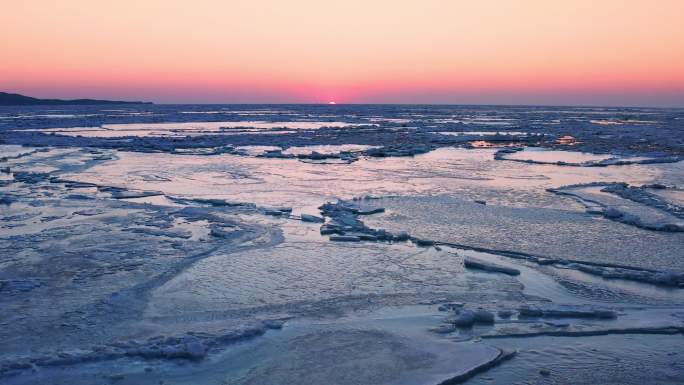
[24,121,367,138]
[1,105,684,384]
[362,195,684,272]
[281,144,379,155]
[549,183,684,231]
[503,147,614,163]
[147,228,519,319]
[57,147,675,218]
[467,334,684,385]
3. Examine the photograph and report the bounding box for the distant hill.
[0,92,151,106]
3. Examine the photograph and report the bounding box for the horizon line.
[148,102,684,109]
[3,91,683,109]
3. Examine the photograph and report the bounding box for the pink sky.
[2,0,683,106]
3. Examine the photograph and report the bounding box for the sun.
[328,101,336,105]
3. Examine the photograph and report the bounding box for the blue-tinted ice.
[1,104,683,384]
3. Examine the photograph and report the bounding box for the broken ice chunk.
[464,257,521,276]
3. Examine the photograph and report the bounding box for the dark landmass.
[0,92,151,106]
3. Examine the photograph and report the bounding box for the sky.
[1,0,683,106]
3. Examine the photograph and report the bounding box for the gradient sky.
[2,0,683,106]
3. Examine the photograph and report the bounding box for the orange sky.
[2,0,683,106]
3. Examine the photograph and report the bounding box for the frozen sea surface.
[1,104,683,384]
